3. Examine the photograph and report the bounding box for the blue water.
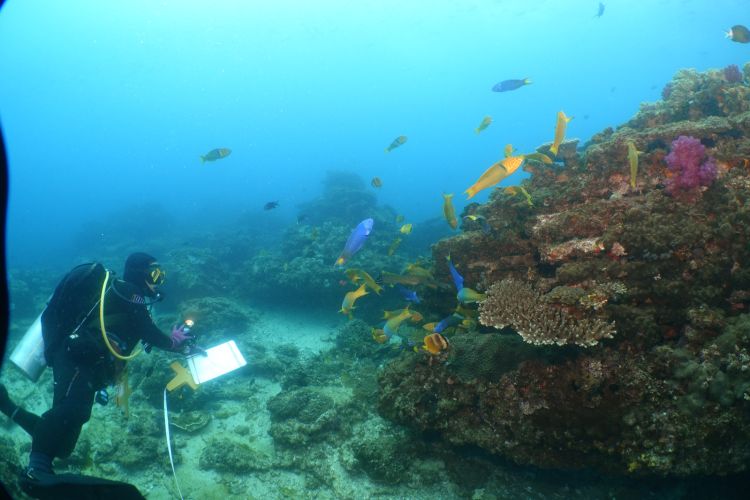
[0,0,747,268]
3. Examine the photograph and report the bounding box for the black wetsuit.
[30,279,173,461]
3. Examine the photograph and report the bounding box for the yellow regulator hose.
[100,270,141,361]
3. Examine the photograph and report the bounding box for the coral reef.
[479,279,615,347]
[378,62,750,476]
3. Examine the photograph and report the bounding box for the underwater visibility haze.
[1,0,750,498]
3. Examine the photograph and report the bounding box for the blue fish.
[595,2,605,18]
[433,314,464,334]
[446,255,464,291]
[335,218,374,266]
[492,78,531,92]
[396,284,420,304]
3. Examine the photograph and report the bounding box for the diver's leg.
[29,350,96,473]
[0,383,41,435]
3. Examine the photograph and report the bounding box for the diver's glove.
[170,324,193,349]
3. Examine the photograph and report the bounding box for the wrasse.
[200,148,231,163]
[344,268,383,295]
[335,218,374,267]
[475,116,492,134]
[443,193,458,229]
[385,135,408,153]
[627,141,641,189]
[339,284,368,318]
[549,111,572,156]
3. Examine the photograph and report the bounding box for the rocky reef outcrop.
[378,63,750,476]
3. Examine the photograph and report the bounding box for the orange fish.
[465,154,525,199]
[339,284,368,317]
[422,333,449,355]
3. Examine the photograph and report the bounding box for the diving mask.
[148,264,166,286]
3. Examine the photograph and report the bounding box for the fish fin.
[384,148,390,153]
[524,78,532,85]
[464,187,476,199]
[475,128,480,134]
[200,155,205,164]
[549,145,558,156]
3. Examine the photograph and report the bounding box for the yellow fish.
[422,333,449,355]
[627,141,641,189]
[457,287,486,304]
[344,269,383,295]
[384,307,414,337]
[475,116,492,134]
[504,144,515,157]
[372,328,388,344]
[525,152,553,164]
[385,135,408,153]
[422,322,438,332]
[465,154,525,199]
[339,284,368,317]
[409,311,424,323]
[380,271,423,286]
[388,237,402,256]
[549,111,572,156]
[443,194,458,229]
[404,264,433,280]
[400,223,413,234]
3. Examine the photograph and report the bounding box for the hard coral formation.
[378,62,750,476]
[479,279,615,347]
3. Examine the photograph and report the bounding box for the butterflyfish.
[200,148,231,163]
[385,135,408,153]
[422,333,449,355]
[443,194,458,229]
[726,25,750,43]
[549,111,572,156]
[371,177,383,188]
[475,116,492,134]
[335,218,374,267]
[400,223,413,234]
[339,284,368,318]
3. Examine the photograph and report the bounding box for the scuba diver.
[0,252,200,484]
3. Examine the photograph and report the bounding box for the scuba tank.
[9,312,47,382]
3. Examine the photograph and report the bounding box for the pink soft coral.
[665,135,717,195]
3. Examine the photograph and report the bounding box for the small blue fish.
[595,2,605,18]
[446,255,464,291]
[433,314,464,334]
[335,218,374,267]
[396,284,420,304]
[492,78,532,92]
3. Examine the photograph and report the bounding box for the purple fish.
[492,78,531,92]
[335,218,374,266]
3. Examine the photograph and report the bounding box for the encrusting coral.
[479,279,616,347]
